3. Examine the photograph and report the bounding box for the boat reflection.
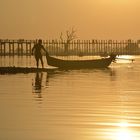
[32,68,116,100]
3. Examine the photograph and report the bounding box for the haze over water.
[0,56,140,140]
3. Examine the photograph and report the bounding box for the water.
[0,56,140,140]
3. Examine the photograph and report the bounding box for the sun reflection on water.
[116,55,135,63]
[115,128,133,140]
[110,122,139,140]
[117,121,130,127]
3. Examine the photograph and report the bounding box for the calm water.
[0,56,140,140]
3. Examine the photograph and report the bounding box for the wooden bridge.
[0,39,140,56]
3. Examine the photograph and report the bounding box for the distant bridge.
[0,39,140,56]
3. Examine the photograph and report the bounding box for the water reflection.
[32,71,50,99]
[115,129,133,140]
[30,67,140,140]
[33,72,43,94]
[97,121,140,140]
[110,121,139,140]
[31,68,116,95]
[2,56,140,140]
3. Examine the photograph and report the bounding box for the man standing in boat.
[32,39,47,68]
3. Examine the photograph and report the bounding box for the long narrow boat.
[46,53,116,69]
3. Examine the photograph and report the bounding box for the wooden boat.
[46,53,116,69]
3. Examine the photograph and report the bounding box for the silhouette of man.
[32,39,46,68]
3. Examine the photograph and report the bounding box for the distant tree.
[60,27,77,54]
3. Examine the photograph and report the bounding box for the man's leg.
[40,57,44,68]
[35,56,39,68]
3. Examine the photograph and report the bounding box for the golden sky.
[0,0,140,39]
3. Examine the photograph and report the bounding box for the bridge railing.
[0,39,140,56]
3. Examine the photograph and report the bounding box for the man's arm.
[41,45,47,53]
[32,45,35,54]
[41,45,49,56]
